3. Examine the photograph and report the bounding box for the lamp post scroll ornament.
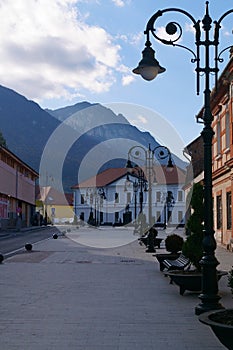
[133,1,233,315]
[125,166,148,234]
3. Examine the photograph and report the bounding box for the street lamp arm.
[152,145,171,160]
[145,8,198,56]
[213,11,233,61]
[127,145,147,164]
[152,145,173,169]
[216,8,233,27]
[217,46,233,62]
[138,1,233,95]
[145,8,197,35]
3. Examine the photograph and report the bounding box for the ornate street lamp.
[127,144,173,253]
[133,179,139,221]
[86,187,106,226]
[125,166,148,234]
[133,1,233,314]
[163,190,175,229]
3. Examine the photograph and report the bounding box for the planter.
[154,253,180,271]
[199,309,233,350]
[166,270,227,295]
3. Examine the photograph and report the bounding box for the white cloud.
[156,26,182,44]
[137,115,148,124]
[117,65,135,85]
[156,27,177,41]
[130,32,144,46]
[112,0,125,7]
[224,30,231,36]
[122,75,134,86]
[129,114,148,126]
[117,64,130,73]
[117,32,143,47]
[0,0,122,103]
[185,23,195,34]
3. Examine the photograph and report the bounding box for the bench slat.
[162,254,190,271]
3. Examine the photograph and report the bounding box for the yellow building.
[37,187,74,225]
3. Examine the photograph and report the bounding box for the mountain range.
[0,85,187,192]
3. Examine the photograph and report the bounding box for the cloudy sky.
[0,0,233,145]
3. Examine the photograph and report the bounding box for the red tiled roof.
[71,168,128,189]
[71,166,186,189]
[36,186,73,205]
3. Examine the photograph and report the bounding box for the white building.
[72,166,186,229]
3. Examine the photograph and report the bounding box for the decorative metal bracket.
[142,1,233,95]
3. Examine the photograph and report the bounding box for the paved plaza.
[0,225,232,349]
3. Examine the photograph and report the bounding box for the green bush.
[182,182,204,271]
[165,234,184,253]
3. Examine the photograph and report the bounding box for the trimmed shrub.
[182,182,204,271]
[165,234,184,253]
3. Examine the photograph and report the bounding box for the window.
[178,191,183,202]
[156,191,161,202]
[225,110,230,149]
[167,191,174,208]
[127,192,131,204]
[81,194,85,204]
[156,211,161,222]
[115,192,119,203]
[216,195,222,229]
[100,211,103,223]
[167,210,172,223]
[227,192,232,230]
[217,118,221,155]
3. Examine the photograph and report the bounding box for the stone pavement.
[0,226,232,350]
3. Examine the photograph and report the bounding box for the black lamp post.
[163,190,175,229]
[133,1,233,314]
[133,180,138,221]
[125,162,147,234]
[97,188,106,226]
[86,187,106,226]
[127,144,173,253]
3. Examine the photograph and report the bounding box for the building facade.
[36,186,73,225]
[72,166,186,229]
[211,54,233,246]
[0,145,38,229]
[192,49,233,247]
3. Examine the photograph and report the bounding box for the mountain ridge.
[0,85,187,192]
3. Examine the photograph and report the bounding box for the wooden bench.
[154,253,180,271]
[176,223,185,229]
[153,223,166,229]
[162,253,190,271]
[138,234,149,246]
